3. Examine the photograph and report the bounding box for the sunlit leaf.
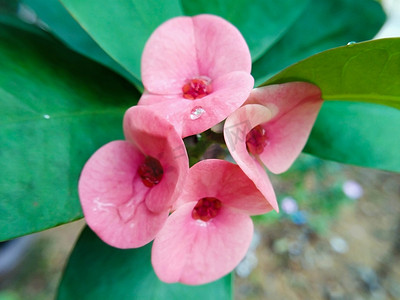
[252,0,386,85]
[265,38,400,109]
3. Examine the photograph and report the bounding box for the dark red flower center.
[192,197,222,222]
[137,156,164,188]
[246,125,268,155]
[182,77,212,100]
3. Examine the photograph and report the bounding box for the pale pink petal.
[78,141,169,249]
[152,202,253,285]
[123,106,189,212]
[224,104,279,212]
[139,71,254,138]
[193,14,252,78]
[245,82,322,119]
[175,159,273,215]
[141,15,252,95]
[245,82,323,173]
[137,93,190,137]
[141,16,197,94]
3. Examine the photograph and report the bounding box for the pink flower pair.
[78,14,323,286]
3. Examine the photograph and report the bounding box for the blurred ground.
[235,160,400,300]
[0,155,399,300]
[0,220,84,300]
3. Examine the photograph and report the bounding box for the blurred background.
[0,0,399,299]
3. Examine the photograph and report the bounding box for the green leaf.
[0,0,18,14]
[305,101,400,172]
[252,0,386,85]
[0,24,139,241]
[264,38,400,109]
[57,226,233,300]
[22,0,142,89]
[181,0,310,61]
[58,0,183,82]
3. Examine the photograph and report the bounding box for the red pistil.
[137,156,164,188]
[192,197,222,222]
[182,77,212,100]
[246,125,268,155]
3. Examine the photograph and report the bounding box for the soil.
[235,166,400,300]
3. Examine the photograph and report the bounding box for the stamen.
[182,77,212,100]
[137,156,164,188]
[192,197,222,222]
[246,125,268,155]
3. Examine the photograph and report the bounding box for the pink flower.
[151,159,273,285]
[78,106,188,249]
[224,82,323,210]
[139,14,254,137]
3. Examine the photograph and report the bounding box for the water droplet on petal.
[347,41,357,47]
[190,106,205,120]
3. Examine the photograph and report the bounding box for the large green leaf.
[58,226,233,300]
[305,101,400,172]
[252,0,386,85]
[264,38,400,109]
[22,0,142,89]
[59,0,183,82]
[0,23,139,241]
[181,0,310,61]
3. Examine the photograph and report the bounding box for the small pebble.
[342,180,363,200]
[329,236,349,254]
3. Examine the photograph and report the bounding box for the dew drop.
[347,41,357,47]
[43,114,50,119]
[17,4,37,25]
[190,106,205,120]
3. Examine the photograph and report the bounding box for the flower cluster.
[78,14,323,285]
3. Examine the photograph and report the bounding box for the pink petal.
[224,104,279,212]
[123,106,189,212]
[78,141,169,249]
[245,82,322,117]
[175,159,273,215]
[245,82,323,173]
[139,71,254,138]
[141,14,252,95]
[141,16,197,94]
[193,14,252,78]
[152,202,253,285]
